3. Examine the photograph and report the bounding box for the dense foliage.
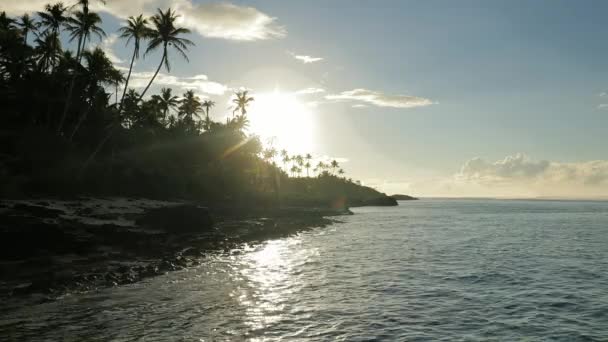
[0,3,388,207]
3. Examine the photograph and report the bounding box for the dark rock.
[12,203,64,218]
[137,204,214,233]
[350,196,398,207]
[390,194,419,201]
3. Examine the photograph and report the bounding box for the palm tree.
[68,0,106,59]
[304,161,311,177]
[117,14,149,111]
[201,99,215,130]
[177,90,202,126]
[138,8,193,101]
[232,90,254,118]
[69,47,118,140]
[0,12,15,31]
[338,168,345,177]
[64,10,105,61]
[231,113,250,131]
[57,8,106,134]
[151,87,178,122]
[16,14,39,44]
[37,3,68,36]
[295,154,304,169]
[290,165,298,178]
[34,31,62,71]
[330,159,339,175]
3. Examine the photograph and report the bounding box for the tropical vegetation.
[0,2,388,208]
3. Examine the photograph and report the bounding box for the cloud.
[173,1,286,41]
[442,153,608,198]
[325,88,434,109]
[291,54,323,64]
[96,34,123,65]
[598,104,608,110]
[5,0,285,41]
[128,71,228,96]
[295,87,325,95]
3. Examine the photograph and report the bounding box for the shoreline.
[0,197,352,303]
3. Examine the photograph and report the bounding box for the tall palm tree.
[117,14,149,111]
[68,0,106,59]
[138,8,193,101]
[16,14,39,44]
[64,10,105,61]
[69,47,118,140]
[37,3,68,36]
[232,90,254,118]
[151,87,178,122]
[58,8,106,134]
[304,161,311,177]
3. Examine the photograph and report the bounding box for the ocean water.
[1,199,608,341]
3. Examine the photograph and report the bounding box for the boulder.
[136,204,213,233]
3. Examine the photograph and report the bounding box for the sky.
[5,0,608,198]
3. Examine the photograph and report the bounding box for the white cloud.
[352,104,368,108]
[292,54,323,64]
[96,33,123,64]
[128,71,228,96]
[295,87,325,95]
[2,0,50,15]
[174,1,286,41]
[418,153,608,198]
[598,104,608,110]
[326,88,434,109]
[5,0,285,41]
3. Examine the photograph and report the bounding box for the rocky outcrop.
[390,194,419,201]
[349,196,398,207]
[136,204,214,233]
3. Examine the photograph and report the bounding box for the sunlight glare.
[247,90,315,153]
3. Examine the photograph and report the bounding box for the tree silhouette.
[331,159,339,175]
[16,14,39,44]
[151,87,178,123]
[34,31,62,72]
[138,8,193,101]
[37,3,68,36]
[118,14,149,111]
[178,89,202,128]
[201,99,215,130]
[232,90,254,118]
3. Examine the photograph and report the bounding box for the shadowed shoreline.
[0,197,360,302]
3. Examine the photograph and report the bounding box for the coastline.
[0,197,352,302]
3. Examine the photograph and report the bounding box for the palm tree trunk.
[138,47,166,102]
[57,34,86,135]
[118,46,137,111]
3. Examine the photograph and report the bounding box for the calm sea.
[2,199,608,341]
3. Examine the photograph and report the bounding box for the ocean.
[2,199,608,341]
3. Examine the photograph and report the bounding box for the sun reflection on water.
[232,237,316,336]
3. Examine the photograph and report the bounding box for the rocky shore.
[0,198,350,302]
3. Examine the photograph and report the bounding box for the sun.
[246,90,315,154]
